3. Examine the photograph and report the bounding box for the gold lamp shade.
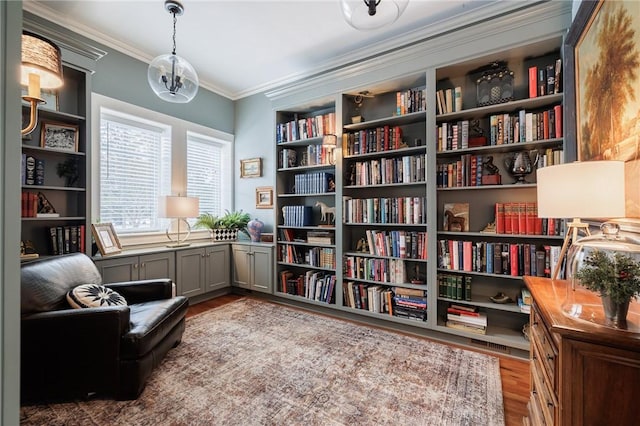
[21,31,64,89]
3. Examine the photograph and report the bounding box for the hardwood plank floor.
[187,295,529,426]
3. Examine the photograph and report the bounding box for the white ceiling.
[24,0,512,100]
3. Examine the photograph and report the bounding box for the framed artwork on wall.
[91,223,122,256]
[255,186,273,209]
[240,157,262,178]
[565,0,640,218]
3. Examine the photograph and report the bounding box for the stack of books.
[445,304,487,335]
[518,288,532,314]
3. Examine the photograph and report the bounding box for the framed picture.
[21,87,59,111]
[255,186,273,209]
[240,157,262,178]
[91,223,122,256]
[41,121,79,152]
[565,0,640,217]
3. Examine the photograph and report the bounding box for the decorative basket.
[211,229,238,242]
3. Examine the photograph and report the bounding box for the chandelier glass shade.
[147,0,198,103]
[341,0,409,30]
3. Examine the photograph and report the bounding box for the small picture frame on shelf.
[22,87,59,111]
[41,121,79,152]
[240,157,262,178]
[255,186,273,209]
[91,223,122,256]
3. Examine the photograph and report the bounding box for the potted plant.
[194,210,250,241]
[574,250,640,324]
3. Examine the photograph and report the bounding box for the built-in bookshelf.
[275,103,338,305]
[341,80,429,324]
[20,64,90,260]
[434,38,565,351]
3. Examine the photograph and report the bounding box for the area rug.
[21,298,505,425]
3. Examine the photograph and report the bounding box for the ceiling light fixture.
[341,0,409,31]
[147,0,198,103]
[21,31,64,135]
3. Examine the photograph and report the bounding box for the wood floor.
[187,295,529,426]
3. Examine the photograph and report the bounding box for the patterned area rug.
[21,298,505,425]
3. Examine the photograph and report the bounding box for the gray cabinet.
[232,243,273,293]
[176,245,230,298]
[96,251,175,283]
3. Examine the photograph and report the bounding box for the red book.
[525,202,536,235]
[21,192,28,218]
[547,217,556,236]
[511,203,520,234]
[529,67,538,98]
[554,105,562,137]
[79,224,86,253]
[518,202,526,235]
[447,307,480,317]
[543,111,549,140]
[504,202,513,234]
[495,203,505,234]
[463,241,473,272]
[510,244,519,276]
[394,126,402,149]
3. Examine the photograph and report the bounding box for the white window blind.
[187,132,231,218]
[99,111,171,234]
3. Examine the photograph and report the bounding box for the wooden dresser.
[523,276,640,425]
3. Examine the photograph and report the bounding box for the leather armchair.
[21,253,188,402]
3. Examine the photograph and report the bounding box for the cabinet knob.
[201,253,205,258]
[141,263,145,268]
[207,253,211,257]
[133,264,138,269]
[547,354,554,361]
[547,401,554,408]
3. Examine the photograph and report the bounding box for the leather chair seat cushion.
[67,284,127,309]
[120,296,188,359]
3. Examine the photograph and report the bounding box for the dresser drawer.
[531,304,557,387]
[531,344,558,426]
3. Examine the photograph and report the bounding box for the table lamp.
[536,161,625,280]
[159,195,199,247]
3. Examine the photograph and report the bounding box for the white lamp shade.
[21,31,64,89]
[148,53,199,103]
[159,195,199,218]
[536,161,625,219]
[341,0,409,30]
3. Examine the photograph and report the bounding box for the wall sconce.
[21,31,64,136]
[158,195,200,247]
[341,0,409,31]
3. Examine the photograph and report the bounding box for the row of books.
[21,191,60,218]
[438,273,472,301]
[346,154,426,186]
[281,205,313,227]
[279,244,335,269]
[343,125,404,156]
[437,239,563,278]
[494,202,564,236]
[344,256,407,284]
[342,196,427,225]
[489,106,562,145]
[445,304,487,335]
[49,225,86,255]
[362,229,428,260]
[396,87,427,115]
[22,154,45,186]
[279,229,334,244]
[276,112,336,143]
[343,284,427,321]
[291,172,334,195]
[279,270,335,304]
[435,86,462,115]
[529,59,562,98]
[279,145,336,169]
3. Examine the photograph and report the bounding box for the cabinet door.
[139,252,175,282]
[176,248,205,297]
[95,256,139,283]
[205,245,230,292]
[251,246,273,293]
[232,244,251,289]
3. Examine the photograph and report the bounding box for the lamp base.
[165,218,192,247]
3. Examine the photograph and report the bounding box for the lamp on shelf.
[159,195,199,247]
[536,161,626,280]
[340,0,409,30]
[21,31,64,136]
[147,0,199,103]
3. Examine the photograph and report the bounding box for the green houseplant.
[194,210,250,241]
[574,251,640,323]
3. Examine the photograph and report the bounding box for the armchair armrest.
[105,279,173,304]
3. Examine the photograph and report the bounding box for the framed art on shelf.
[565,0,640,217]
[41,121,79,152]
[240,158,262,178]
[256,186,273,209]
[91,223,122,256]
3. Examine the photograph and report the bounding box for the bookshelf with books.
[275,101,338,306]
[434,39,565,351]
[20,64,90,259]
[341,78,429,325]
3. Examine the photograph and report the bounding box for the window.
[187,132,231,218]
[99,109,171,234]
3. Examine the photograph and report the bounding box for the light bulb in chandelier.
[148,0,198,103]
[341,0,409,30]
